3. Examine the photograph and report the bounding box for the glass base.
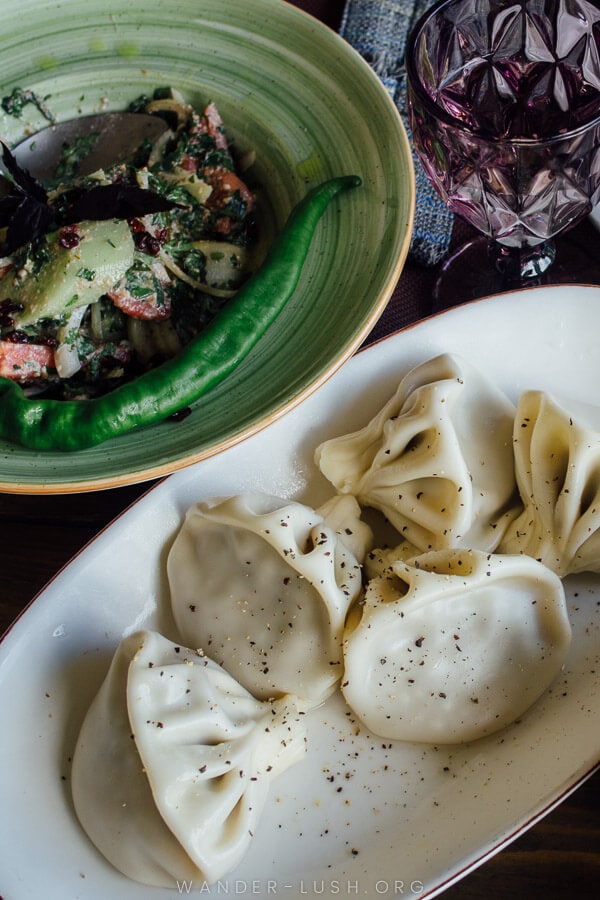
[432,230,600,311]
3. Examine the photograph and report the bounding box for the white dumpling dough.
[167,492,364,708]
[71,630,306,888]
[315,492,374,562]
[342,549,571,744]
[500,389,600,576]
[315,353,520,553]
[363,540,422,580]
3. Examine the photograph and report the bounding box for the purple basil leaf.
[0,139,48,203]
[63,183,182,223]
[2,196,55,255]
[0,193,22,227]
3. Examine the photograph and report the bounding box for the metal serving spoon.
[9,112,168,182]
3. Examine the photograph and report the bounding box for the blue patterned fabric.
[340,0,454,267]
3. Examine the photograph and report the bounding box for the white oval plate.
[1,285,599,899]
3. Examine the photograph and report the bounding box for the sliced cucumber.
[6,219,134,327]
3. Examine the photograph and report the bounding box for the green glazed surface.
[0,0,414,492]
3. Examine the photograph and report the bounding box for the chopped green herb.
[53,133,101,182]
[76,267,96,281]
[1,87,56,123]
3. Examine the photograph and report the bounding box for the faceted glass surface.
[406,0,600,248]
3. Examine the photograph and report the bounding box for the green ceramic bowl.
[0,0,415,493]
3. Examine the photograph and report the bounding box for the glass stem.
[488,240,557,286]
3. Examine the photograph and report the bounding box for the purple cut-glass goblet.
[406,0,600,306]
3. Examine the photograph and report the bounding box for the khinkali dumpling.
[167,492,364,708]
[341,549,571,744]
[315,353,519,553]
[500,390,600,576]
[72,630,306,887]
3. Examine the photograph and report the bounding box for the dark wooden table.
[1,1,599,896]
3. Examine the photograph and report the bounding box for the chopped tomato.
[178,155,198,172]
[202,166,254,214]
[0,340,55,382]
[108,288,172,321]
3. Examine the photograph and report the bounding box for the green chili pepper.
[0,175,361,451]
